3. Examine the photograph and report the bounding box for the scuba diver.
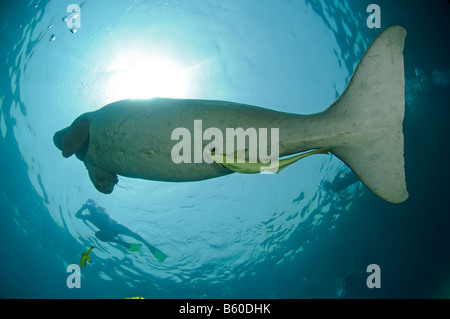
[75,199,167,262]
[335,258,366,298]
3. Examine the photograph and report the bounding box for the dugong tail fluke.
[53,26,408,204]
[324,26,408,203]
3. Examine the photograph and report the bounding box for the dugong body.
[55,98,322,190]
[54,26,409,203]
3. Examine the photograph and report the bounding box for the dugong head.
[53,112,118,194]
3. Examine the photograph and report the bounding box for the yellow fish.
[209,148,330,174]
[124,297,145,299]
[80,246,94,268]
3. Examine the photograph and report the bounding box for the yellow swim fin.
[80,246,94,268]
[210,148,330,174]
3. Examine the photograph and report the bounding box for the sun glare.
[106,51,191,103]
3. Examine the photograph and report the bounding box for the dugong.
[54,26,408,204]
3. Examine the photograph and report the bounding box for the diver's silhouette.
[75,199,167,262]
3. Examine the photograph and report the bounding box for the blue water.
[1,0,449,299]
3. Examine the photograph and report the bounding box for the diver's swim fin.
[210,148,330,174]
[126,243,142,252]
[148,246,168,262]
[152,249,168,262]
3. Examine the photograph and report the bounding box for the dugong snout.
[53,114,90,159]
[53,127,68,153]
[53,112,118,193]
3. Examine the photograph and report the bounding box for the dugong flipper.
[53,26,408,203]
[84,161,118,194]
